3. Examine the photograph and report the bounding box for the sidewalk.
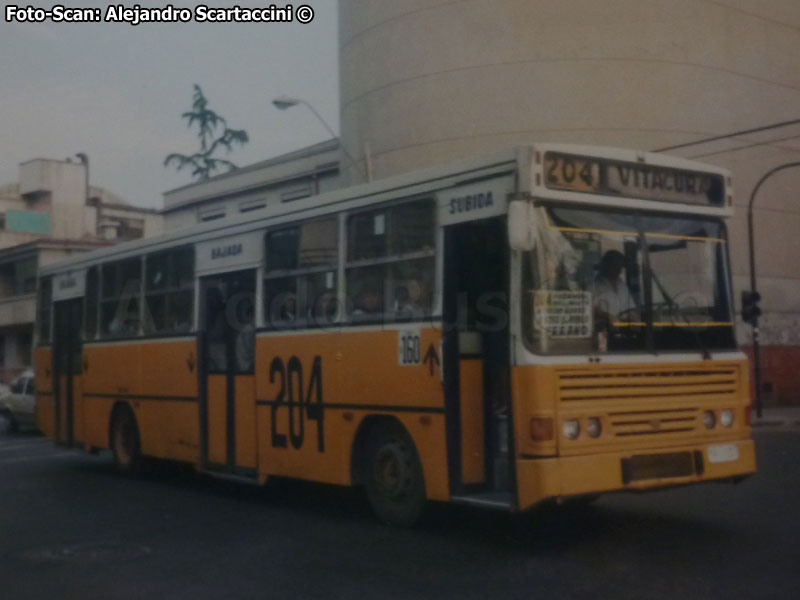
[751,406,800,430]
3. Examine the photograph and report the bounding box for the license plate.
[621,452,695,483]
[707,444,739,464]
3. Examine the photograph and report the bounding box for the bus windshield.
[522,205,736,355]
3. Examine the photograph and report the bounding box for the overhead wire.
[652,118,800,152]
[687,133,800,159]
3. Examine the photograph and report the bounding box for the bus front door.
[52,298,83,446]
[443,217,512,498]
[199,270,257,476]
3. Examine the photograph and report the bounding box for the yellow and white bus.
[35,144,755,525]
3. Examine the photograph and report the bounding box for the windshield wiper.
[648,269,711,360]
[651,269,678,311]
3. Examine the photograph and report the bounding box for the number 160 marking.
[399,332,421,365]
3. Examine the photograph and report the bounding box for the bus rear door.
[198,269,257,476]
[52,298,83,446]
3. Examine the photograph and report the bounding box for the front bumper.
[516,438,756,511]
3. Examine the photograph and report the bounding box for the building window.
[117,218,145,241]
[281,186,312,203]
[14,256,38,295]
[17,332,32,365]
[200,206,226,222]
[239,199,267,213]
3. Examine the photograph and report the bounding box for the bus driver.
[593,250,640,327]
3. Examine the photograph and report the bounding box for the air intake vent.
[557,367,738,403]
[609,407,698,437]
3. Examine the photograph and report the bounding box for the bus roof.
[40,146,524,276]
[39,143,732,276]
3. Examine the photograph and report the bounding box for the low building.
[162,139,342,230]
[0,158,162,382]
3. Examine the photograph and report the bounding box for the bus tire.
[364,423,426,527]
[110,404,141,473]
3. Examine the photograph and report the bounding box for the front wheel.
[365,424,426,527]
[110,406,141,473]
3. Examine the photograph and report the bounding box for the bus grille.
[607,407,698,437]
[556,365,740,439]
[557,366,739,403]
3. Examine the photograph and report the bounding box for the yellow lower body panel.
[516,438,756,511]
[36,394,55,438]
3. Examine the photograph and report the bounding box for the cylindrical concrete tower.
[340,0,799,178]
[339,0,800,404]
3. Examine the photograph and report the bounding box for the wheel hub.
[374,443,410,499]
[114,418,133,464]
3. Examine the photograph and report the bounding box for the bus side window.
[101,258,142,338]
[264,276,297,327]
[346,199,435,321]
[144,246,194,334]
[37,276,52,344]
[265,218,338,329]
[390,261,433,320]
[348,265,385,317]
[85,267,99,340]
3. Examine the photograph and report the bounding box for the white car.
[0,370,36,432]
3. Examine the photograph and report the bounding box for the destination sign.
[543,152,725,206]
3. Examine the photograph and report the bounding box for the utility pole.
[747,162,800,417]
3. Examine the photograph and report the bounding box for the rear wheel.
[110,406,141,473]
[364,424,426,527]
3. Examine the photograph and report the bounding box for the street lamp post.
[271,95,368,182]
[747,161,800,418]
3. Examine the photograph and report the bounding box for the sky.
[0,0,339,209]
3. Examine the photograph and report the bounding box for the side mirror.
[508,199,536,251]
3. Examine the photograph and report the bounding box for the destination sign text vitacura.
[543,152,726,206]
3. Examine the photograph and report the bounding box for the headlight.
[563,419,580,440]
[586,417,602,438]
[720,409,734,428]
[703,410,716,429]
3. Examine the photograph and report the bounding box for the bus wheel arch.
[109,402,141,473]
[351,416,427,526]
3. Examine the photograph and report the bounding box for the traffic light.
[741,290,762,325]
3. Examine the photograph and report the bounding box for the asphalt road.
[0,421,796,600]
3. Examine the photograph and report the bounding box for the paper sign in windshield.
[534,291,593,338]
